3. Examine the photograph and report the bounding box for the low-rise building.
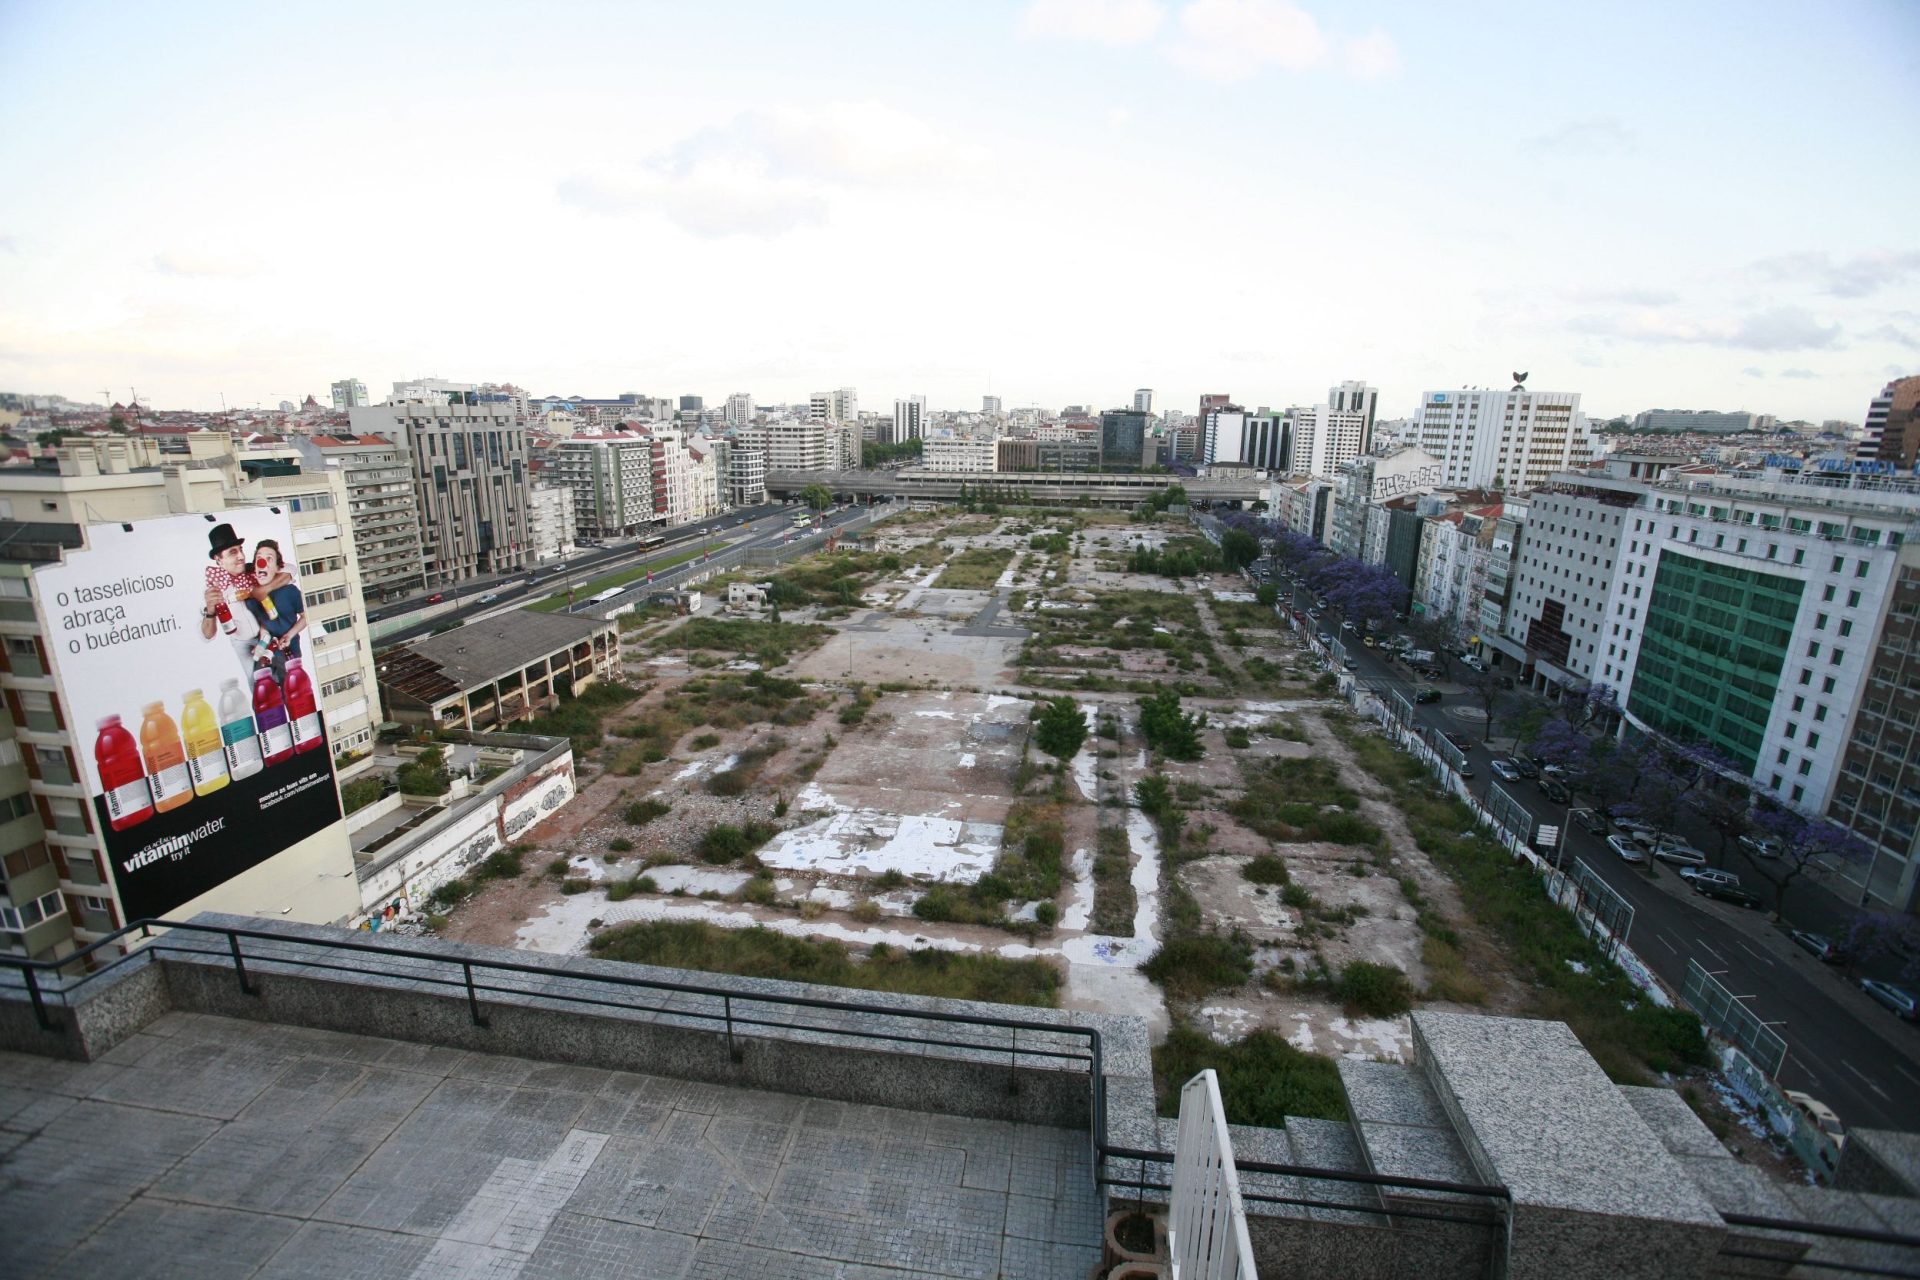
[375,610,620,730]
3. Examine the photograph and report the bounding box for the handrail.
[1102,1143,1512,1201]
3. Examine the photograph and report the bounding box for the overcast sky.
[1,0,1914,422]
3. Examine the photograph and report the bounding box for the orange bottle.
[139,701,193,814]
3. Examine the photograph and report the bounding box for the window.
[1778,748,1791,765]
[1840,620,1853,637]
[1815,704,1827,722]
[1792,695,1805,712]
[1,843,49,877]
[1816,614,1829,630]
[1791,784,1805,803]
[1823,585,1837,602]
[0,792,30,822]
[1848,590,1862,608]
[1797,759,1812,777]
[1807,641,1821,658]
[1822,676,1837,694]
[1806,732,1820,750]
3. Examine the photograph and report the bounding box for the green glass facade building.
[1626,551,1801,771]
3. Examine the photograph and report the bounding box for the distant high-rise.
[678,395,704,413]
[1412,388,1594,491]
[982,395,1003,414]
[809,392,833,423]
[725,393,753,428]
[330,378,369,410]
[1328,381,1377,447]
[1099,409,1150,471]
[1199,393,1231,425]
[1857,376,1920,468]
[893,396,926,444]
[1133,388,1154,415]
[1201,404,1246,467]
[832,387,858,424]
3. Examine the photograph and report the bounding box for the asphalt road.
[373,504,875,648]
[1282,578,1920,1132]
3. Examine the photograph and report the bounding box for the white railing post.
[1168,1068,1259,1280]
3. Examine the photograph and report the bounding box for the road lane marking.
[1696,941,1727,965]
[1654,935,1678,953]
[1841,1059,1892,1100]
[1733,941,1774,967]
[1892,1061,1920,1089]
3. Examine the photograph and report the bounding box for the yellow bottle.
[139,701,194,813]
[180,690,231,797]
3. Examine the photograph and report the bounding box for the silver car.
[1861,979,1918,1020]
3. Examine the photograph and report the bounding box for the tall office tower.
[1133,388,1154,415]
[725,393,753,428]
[678,395,704,413]
[1856,376,1920,468]
[982,395,1003,414]
[330,378,369,410]
[1285,404,1371,479]
[832,387,859,424]
[353,397,530,584]
[1201,404,1246,466]
[1412,388,1593,491]
[1328,380,1378,447]
[1198,393,1231,427]
[1099,409,1151,470]
[893,396,927,443]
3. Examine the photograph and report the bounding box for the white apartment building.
[291,433,424,603]
[723,442,766,508]
[1202,405,1245,468]
[1413,389,1595,491]
[1288,404,1375,479]
[892,396,926,444]
[920,435,997,473]
[1328,380,1378,436]
[1133,389,1153,415]
[1327,447,1445,560]
[763,419,830,473]
[725,393,753,428]
[983,395,1003,415]
[833,387,859,425]
[330,378,369,410]
[1414,503,1501,633]
[526,484,576,562]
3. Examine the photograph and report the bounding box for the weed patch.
[1152,1026,1347,1127]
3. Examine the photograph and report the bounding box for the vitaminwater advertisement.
[34,510,343,919]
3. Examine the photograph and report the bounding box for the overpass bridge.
[764,468,1269,507]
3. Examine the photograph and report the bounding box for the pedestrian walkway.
[0,1012,1103,1280]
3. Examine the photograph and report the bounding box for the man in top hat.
[198,522,291,679]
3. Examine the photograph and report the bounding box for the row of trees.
[1267,528,1410,634]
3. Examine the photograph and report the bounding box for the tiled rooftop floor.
[0,1012,1103,1279]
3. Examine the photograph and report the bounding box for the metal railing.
[0,915,1106,1179]
[1719,1212,1920,1279]
[1168,1069,1258,1279]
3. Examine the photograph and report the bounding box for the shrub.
[852,898,883,923]
[1152,1026,1346,1127]
[608,837,634,853]
[633,875,657,893]
[560,878,592,894]
[1034,900,1059,926]
[873,869,908,890]
[1141,932,1253,999]
[691,732,721,750]
[1241,855,1290,885]
[607,880,635,902]
[739,875,777,906]
[1223,726,1252,750]
[341,776,385,814]
[624,799,671,825]
[1337,962,1414,1018]
[1138,689,1205,760]
[696,820,775,864]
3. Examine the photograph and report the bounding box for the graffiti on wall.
[1372,464,1443,501]
[499,757,576,841]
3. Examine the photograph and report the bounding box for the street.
[1290,580,1920,1131]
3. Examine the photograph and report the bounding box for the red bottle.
[252,669,295,767]
[94,714,155,831]
[284,656,323,754]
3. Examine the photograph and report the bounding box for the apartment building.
[762,419,831,472]
[1414,503,1501,633]
[721,440,766,507]
[329,378,369,410]
[351,399,529,584]
[1286,404,1371,478]
[292,434,424,603]
[1327,447,1445,560]
[920,435,997,473]
[526,484,576,562]
[892,396,927,445]
[1414,388,1596,491]
[549,433,656,539]
[725,392,753,428]
[0,439,383,957]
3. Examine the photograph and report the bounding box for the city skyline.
[0,1,1914,421]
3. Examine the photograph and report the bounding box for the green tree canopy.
[801,483,834,511]
[1033,697,1088,762]
[1139,689,1205,761]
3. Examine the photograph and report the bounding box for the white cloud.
[1169,0,1326,80]
[1343,27,1401,80]
[1569,305,1843,352]
[1018,0,1166,46]
[1522,117,1636,157]
[1779,367,1819,379]
[152,249,258,279]
[1753,249,1920,299]
[1108,106,1133,127]
[556,101,981,239]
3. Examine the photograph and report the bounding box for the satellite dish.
[1512,371,1529,390]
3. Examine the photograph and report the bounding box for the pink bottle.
[252,669,294,767]
[284,656,323,754]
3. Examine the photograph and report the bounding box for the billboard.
[35,510,344,919]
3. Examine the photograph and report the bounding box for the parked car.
[1860,979,1919,1020]
[427,592,445,604]
[1414,687,1442,704]
[1616,820,1660,848]
[1363,635,1377,647]
[1539,778,1572,805]
[1341,620,1354,632]
[1785,1091,1847,1144]
[1651,842,1707,868]
[1680,867,1739,889]
[1490,759,1521,782]
[1342,656,1358,670]
[1572,808,1609,835]
[1456,761,1475,779]
[1606,835,1648,865]
[1509,755,1540,779]
[1316,631,1332,646]
[1694,879,1763,909]
[1738,834,1784,860]
[1442,730,1474,752]
[479,592,499,605]
[1461,654,1487,672]
[1789,930,1847,964]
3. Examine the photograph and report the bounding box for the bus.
[588,587,625,606]
[792,511,815,529]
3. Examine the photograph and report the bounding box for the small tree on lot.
[1459,665,1505,744]
[1138,689,1205,761]
[1747,807,1870,921]
[801,483,834,511]
[1219,527,1260,573]
[1033,697,1088,763]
